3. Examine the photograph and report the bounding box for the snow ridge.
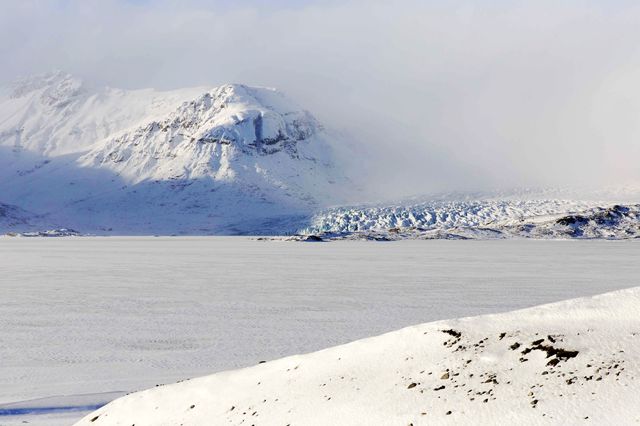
[0,72,206,156]
[74,287,640,425]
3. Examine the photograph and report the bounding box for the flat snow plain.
[1,238,639,425]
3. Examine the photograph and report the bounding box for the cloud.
[2,0,640,198]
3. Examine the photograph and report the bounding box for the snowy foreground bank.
[77,288,640,425]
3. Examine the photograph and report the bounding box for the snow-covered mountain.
[0,72,349,235]
[78,83,344,203]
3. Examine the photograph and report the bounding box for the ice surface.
[1,238,639,424]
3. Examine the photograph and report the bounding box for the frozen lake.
[1,238,639,423]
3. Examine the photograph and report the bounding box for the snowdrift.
[76,287,640,425]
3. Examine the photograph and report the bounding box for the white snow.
[1,238,639,425]
[75,283,640,425]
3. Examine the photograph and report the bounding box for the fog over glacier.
[2,0,640,197]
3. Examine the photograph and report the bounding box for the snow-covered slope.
[0,73,348,234]
[0,202,51,232]
[0,71,204,156]
[75,287,640,425]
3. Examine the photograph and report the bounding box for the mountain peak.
[79,83,329,185]
[166,84,321,154]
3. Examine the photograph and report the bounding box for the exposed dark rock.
[556,215,588,226]
[522,343,579,361]
[547,358,560,367]
[442,329,462,338]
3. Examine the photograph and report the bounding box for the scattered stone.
[547,358,560,367]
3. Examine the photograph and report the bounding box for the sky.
[2,0,640,197]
